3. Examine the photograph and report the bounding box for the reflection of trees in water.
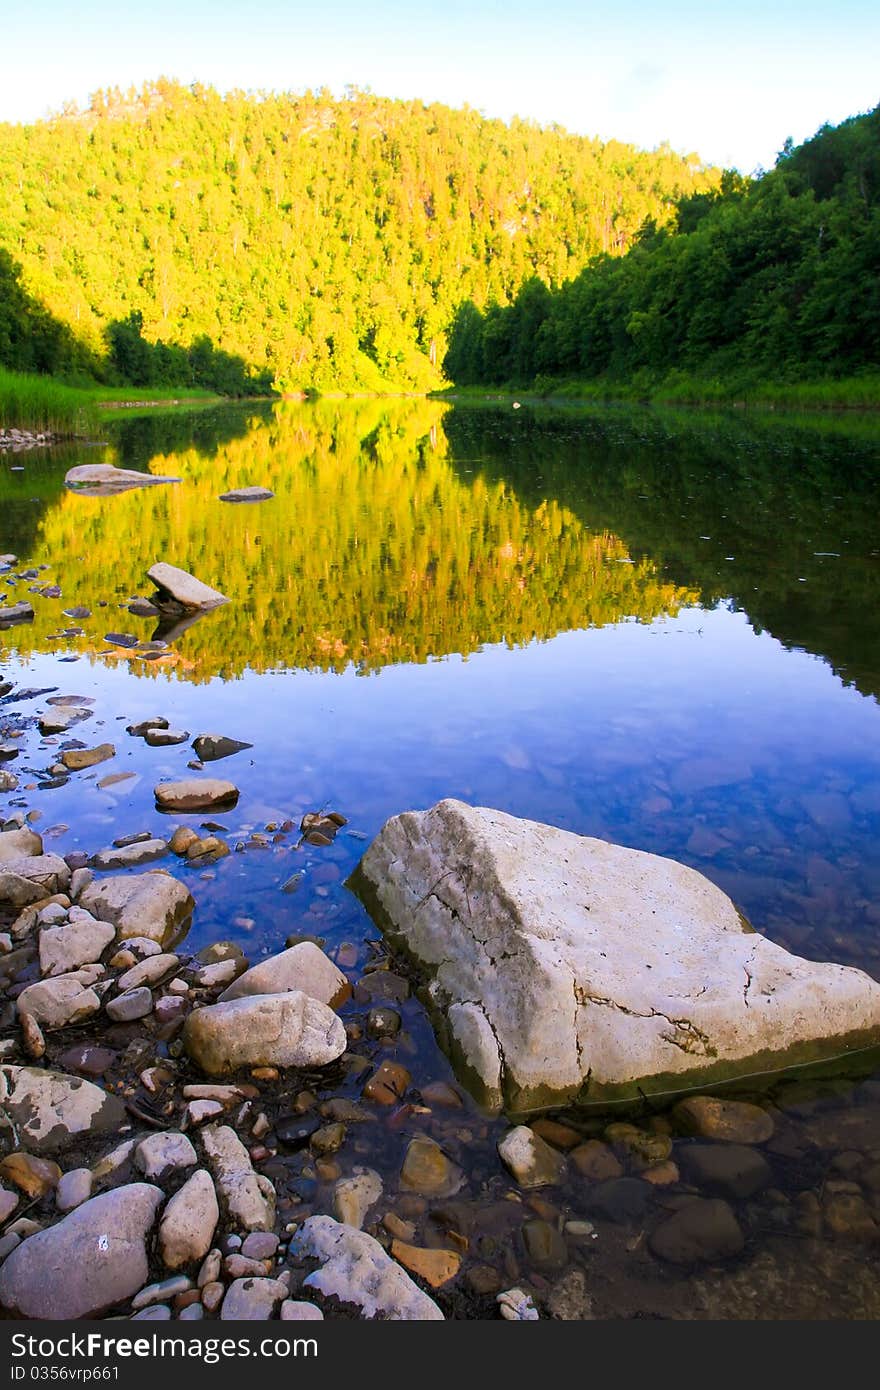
[5,398,696,681]
[443,405,880,702]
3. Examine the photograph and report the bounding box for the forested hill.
[0,82,718,392]
[444,106,880,393]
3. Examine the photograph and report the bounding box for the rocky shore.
[0,429,59,452]
[2,556,880,1321]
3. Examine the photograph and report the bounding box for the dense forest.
[444,107,880,392]
[0,82,717,393]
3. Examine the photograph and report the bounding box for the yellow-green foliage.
[0,82,719,393]
[6,399,697,680]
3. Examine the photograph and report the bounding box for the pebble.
[333,1169,383,1229]
[362,1060,411,1105]
[498,1127,567,1189]
[391,1240,461,1287]
[55,1168,92,1212]
[497,1287,539,1320]
[201,1281,224,1313]
[280,1300,324,1320]
[159,1170,219,1270]
[400,1137,464,1198]
[106,987,153,1022]
[197,1250,222,1287]
[569,1140,623,1181]
[220,1277,287,1320]
[0,1153,61,1198]
[678,1143,772,1200]
[135,1131,197,1180]
[648,1197,744,1264]
[131,1275,194,1310]
[522,1219,568,1271]
[241,1232,279,1260]
[672,1096,775,1144]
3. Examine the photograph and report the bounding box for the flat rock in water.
[0,1184,163,1318]
[353,799,880,1113]
[147,562,228,611]
[65,464,180,495]
[183,992,346,1074]
[218,487,275,503]
[91,839,169,870]
[289,1215,443,1320]
[218,941,350,1010]
[155,779,239,813]
[0,1066,126,1154]
[0,602,34,627]
[144,728,189,747]
[79,871,194,946]
[60,744,115,771]
[192,733,253,762]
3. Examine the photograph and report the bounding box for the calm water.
[2,398,880,1316]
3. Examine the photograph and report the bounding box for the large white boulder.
[354,799,880,1114]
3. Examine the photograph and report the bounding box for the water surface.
[2,398,880,1316]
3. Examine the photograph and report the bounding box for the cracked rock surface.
[354,799,880,1113]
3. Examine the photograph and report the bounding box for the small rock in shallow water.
[569,1140,623,1182]
[391,1240,461,1287]
[678,1143,772,1200]
[648,1197,744,1265]
[183,992,346,1074]
[362,1060,411,1106]
[498,1127,567,1189]
[192,733,253,762]
[144,728,189,747]
[333,1169,383,1229]
[154,779,239,813]
[91,839,169,870]
[60,744,115,771]
[400,1137,464,1199]
[672,1095,774,1145]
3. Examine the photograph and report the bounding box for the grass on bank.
[437,371,880,413]
[0,367,100,436]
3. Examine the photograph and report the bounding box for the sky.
[1,0,877,173]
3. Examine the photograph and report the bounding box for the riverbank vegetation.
[443,107,880,404]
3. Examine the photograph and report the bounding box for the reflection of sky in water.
[6,596,880,980]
